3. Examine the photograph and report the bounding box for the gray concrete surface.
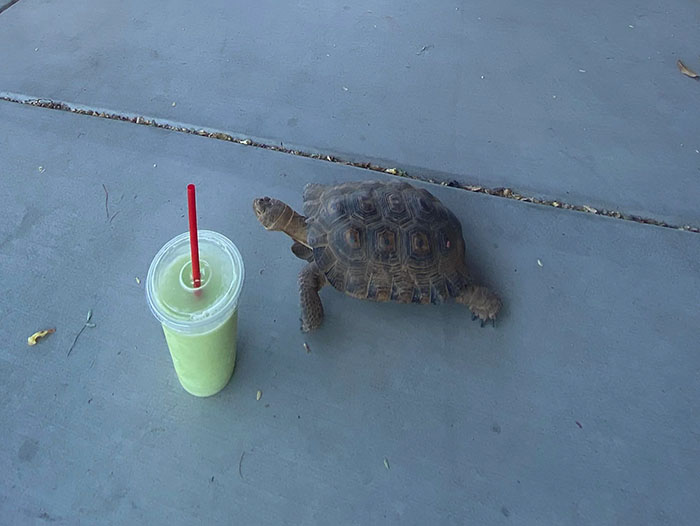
[1,0,699,225]
[1,101,699,525]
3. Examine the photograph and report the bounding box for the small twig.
[238,451,245,480]
[102,184,110,220]
[67,325,87,357]
[109,210,120,224]
[67,310,95,357]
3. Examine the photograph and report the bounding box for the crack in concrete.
[0,0,22,15]
[1,92,697,234]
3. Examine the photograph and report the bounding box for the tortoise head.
[253,197,290,230]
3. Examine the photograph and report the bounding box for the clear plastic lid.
[146,230,245,333]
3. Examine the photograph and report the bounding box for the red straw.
[187,184,202,289]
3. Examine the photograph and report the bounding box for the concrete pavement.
[1,2,699,525]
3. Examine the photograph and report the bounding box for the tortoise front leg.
[298,262,327,332]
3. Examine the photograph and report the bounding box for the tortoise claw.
[480,319,486,328]
[491,318,496,328]
[472,314,478,321]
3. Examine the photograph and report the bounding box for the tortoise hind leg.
[299,262,326,332]
[456,284,502,327]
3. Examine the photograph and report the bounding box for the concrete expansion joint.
[2,92,698,235]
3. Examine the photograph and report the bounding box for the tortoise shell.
[302,181,470,304]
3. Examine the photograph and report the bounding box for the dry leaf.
[135,277,141,285]
[582,205,598,214]
[677,60,699,79]
[28,328,55,346]
[383,458,390,470]
[256,390,262,401]
[537,259,543,267]
[303,342,311,353]
[385,168,399,175]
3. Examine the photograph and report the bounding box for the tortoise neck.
[272,205,308,246]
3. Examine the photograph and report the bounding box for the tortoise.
[253,180,502,332]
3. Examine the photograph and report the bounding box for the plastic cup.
[146,230,245,397]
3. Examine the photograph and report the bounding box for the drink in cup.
[146,230,244,397]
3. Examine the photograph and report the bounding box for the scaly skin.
[456,284,502,327]
[298,262,326,332]
[252,197,308,246]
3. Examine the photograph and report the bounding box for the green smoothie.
[161,310,238,397]
[146,231,245,397]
